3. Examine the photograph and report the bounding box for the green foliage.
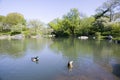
[48,1,120,38]
[0,13,26,34]
[11,24,23,32]
[0,5,120,39]
[49,8,81,37]
[10,31,21,36]
[63,8,80,37]
[23,30,31,38]
[111,22,120,37]
[6,13,26,26]
[27,20,44,35]
[93,17,107,32]
[0,15,6,22]
[78,17,95,36]
[0,15,6,32]
[93,0,120,38]
[95,0,120,21]
[102,31,111,36]
[23,29,38,38]
[49,18,69,37]
[95,32,101,39]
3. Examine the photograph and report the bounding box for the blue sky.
[0,0,106,23]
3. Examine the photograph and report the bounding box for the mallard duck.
[68,61,73,68]
[67,61,73,72]
[31,56,39,62]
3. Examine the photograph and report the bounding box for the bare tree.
[95,0,120,22]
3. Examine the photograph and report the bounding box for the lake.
[0,38,120,80]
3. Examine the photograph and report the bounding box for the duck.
[31,56,39,62]
[67,61,73,72]
[68,61,73,68]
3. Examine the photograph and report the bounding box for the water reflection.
[50,38,89,59]
[50,38,120,80]
[0,38,120,80]
[0,77,2,80]
[0,39,26,58]
[112,64,120,78]
[0,38,51,58]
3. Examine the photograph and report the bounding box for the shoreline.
[0,34,55,40]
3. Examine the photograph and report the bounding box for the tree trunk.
[109,9,113,22]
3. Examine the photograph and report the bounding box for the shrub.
[95,32,101,40]
[10,31,21,36]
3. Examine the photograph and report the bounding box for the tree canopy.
[63,8,81,37]
[0,0,120,39]
[95,0,120,21]
[49,8,95,37]
[6,12,26,26]
[49,8,82,37]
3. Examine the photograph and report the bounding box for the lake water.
[0,38,120,80]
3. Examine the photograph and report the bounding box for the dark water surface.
[0,38,120,80]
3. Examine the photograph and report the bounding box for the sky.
[0,0,107,23]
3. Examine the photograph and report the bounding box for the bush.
[95,32,101,40]
[102,32,111,36]
[23,31,31,38]
[10,31,21,36]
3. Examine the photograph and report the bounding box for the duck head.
[31,56,39,62]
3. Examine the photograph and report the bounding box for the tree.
[110,22,120,37]
[49,8,96,37]
[92,17,110,34]
[113,13,120,21]
[11,23,26,33]
[78,17,95,36]
[6,12,26,26]
[0,15,6,31]
[49,18,68,37]
[93,0,120,37]
[0,15,5,22]
[27,20,44,35]
[95,0,120,22]
[49,8,81,37]
[63,8,80,37]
